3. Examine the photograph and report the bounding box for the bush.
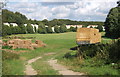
[63,51,77,58]
[108,40,120,62]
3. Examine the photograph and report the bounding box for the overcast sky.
[3,0,118,21]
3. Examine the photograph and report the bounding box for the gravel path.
[48,59,85,75]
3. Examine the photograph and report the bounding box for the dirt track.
[48,59,84,75]
[24,52,84,75]
[24,56,42,75]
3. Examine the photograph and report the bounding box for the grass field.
[2,32,119,75]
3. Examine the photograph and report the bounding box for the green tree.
[69,26,77,32]
[19,24,26,34]
[96,25,103,32]
[82,25,88,28]
[59,24,67,33]
[2,25,11,36]
[104,6,120,38]
[38,23,47,34]
[2,9,28,25]
[46,26,53,33]
[54,25,60,33]
[42,19,49,25]
[70,26,74,32]
[26,24,34,34]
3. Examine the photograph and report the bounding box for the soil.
[48,59,85,75]
[24,52,85,75]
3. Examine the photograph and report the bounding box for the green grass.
[3,32,119,75]
[2,59,24,75]
[32,53,59,75]
[57,58,119,75]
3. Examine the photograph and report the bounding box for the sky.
[2,0,118,21]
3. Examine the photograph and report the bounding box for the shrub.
[108,40,120,62]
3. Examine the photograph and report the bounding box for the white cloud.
[51,6,70,18]
[8,0,118,2]
[5,0,118,21]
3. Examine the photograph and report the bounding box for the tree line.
[2,9,104,37]
[2,23,68,36]
[3,6,120,39]
[2,9,104,26]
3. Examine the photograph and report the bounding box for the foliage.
[54,25,60,33]
[38,23,47,34]
[69,26,77,32]
[19,24,26,34]
[108,40,120,62]
[12,26,22,34]
[46,26,53,33]
[41,19,104,26]
[82,25,88,28]
[26,23,34,34]
[104,7,120,38]
[2,9,104,26]
[2,9,27,25]
[2,25,12,36]
[60,24,67,33]
[96,25,103,32]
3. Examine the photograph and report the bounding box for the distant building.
[87,25,98,28]
[10,23,18,27]
[3,23,10,26]
[30,24,39,32]
[66,25,83,29]
[3,23,18,27]
[24,24,27,27]
[52,27,55,32]
[45,25,48,27]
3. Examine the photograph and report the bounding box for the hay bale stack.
[5,39,46,50]
[31,44,39,49]
[90,28,101,44]
[76,28,101,45]
[35,40,46,47]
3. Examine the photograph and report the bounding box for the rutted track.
[24,52,84,75]
[24,56,42,75]
[48,59,85,75]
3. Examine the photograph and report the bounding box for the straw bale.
[23,40,32,44]
[7,40,14,44]
[5,39,46,50]
[31,44,39,48]
[35,40,43,45]
[76,28,101,44]
[35,40,46,47]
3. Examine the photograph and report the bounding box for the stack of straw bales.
[6,39,46,50]
[76,28,101,44]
